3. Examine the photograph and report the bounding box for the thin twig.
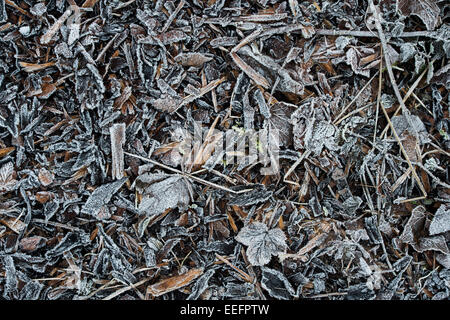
[124,151,252,194]
[379,66,429,138]
[333,71,379,125]
[283,150,311,182]
[368,0,427,199]
[161,0,185,33]
[373,48,383,144]
[31,219,82,232]
[316,29,439,39]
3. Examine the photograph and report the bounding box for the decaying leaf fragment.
[147,268,204,297]
[236,222,287,266]
[175,52,213,67]
[19,236,47,252]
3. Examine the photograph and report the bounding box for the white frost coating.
[134,173,191,216]
[110,123,126,180]
[429,204,450,235]
[236,222,287,266]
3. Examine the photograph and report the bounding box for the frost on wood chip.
[110,123,126,180]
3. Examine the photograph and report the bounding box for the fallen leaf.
[147,268,204,297]
[134,173,191,217]
[397,0,441,31]
[236,222,287,266]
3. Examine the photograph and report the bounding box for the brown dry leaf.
[19,61,56,73]
[0,146,15,158]
[279,220,332,262]
[82,0,99,7]
[36,82,57,99]
[35,191,54,204]
[146,268,204,297]
[0,217,27,234]
[175,52,213,67]
[231,52,270,88]
[19,236,47,252]
[402,133,419,163]
[39,168,55,186]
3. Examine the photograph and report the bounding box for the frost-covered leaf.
[187,269,215,300]
[254,88,270,119]
[0,162,17,193]
[304,120,338,156]
[38,168,54,186]
[430,64,450,89]
[429,204,450,235]
[343,196,363,215]
[261,267,296,300]
[45,231,90,259]
[399,206,449,254]
[417,236,449,254]
[81,177,128,220]
[346,283,375,300]
[229,184,272,207]
[399,43,416,63]
[152,94,182,113]
[2,255,18,299]
[397,0,441,31]
[264,102,296,147]
[134,173,190,216]
[436,254,450,268]
[391,115,430,144]
[345,47,371,77]
[19,281,44,300]
[236,222,287,266]
[399,206,426,244]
